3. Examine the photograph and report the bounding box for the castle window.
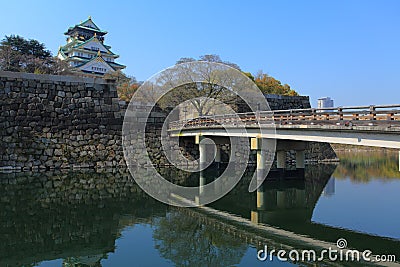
[91,66,106,72]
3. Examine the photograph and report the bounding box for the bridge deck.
[168,105,400,149]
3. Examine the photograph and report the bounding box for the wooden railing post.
[370,105,376,120]
[338,107,343,120]
[325,112,329,121]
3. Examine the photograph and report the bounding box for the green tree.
[0,35,71,74]
[2,35,51,59]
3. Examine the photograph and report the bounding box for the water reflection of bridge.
[183,165,400,264]
[0,168,398,266]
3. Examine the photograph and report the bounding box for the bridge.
[169,104,400,174]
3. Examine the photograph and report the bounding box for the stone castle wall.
[235,94,311,112]
[266,94,311,110]
[0,71,125,171]
[0,71,336,172]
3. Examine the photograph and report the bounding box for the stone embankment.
[0,71,125,171]
[0,71,336,172]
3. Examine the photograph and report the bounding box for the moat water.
[0,151,399,266]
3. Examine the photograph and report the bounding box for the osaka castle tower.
[57,16,125,76]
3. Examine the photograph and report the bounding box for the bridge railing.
[169,104,400,130]
[271,104,400,121]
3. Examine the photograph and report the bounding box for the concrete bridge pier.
[215,144,221,169]
[196,135,207,196]
[256,188,266,210]
[195,135,229,199]
[199,171,206,196]
[257,149,266,182]
[251,137,267,182]
[276,140,307,178]
[251,187,266,224]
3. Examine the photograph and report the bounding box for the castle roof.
[74,35,115,55]
[58,36,119,59]
[76,53,118,75]
[59,17,125,76]
[64,16,108,36]
[76,52,112,68]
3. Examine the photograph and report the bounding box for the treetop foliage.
[176,54,299,96]
[176,54,241,71]
[253,70,298,96]
[3,35,51,59]
[0,35,71,75]
[115,54,300,104]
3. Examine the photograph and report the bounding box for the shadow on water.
[0,161,399,266]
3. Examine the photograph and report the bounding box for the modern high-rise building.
[317,97,334,109]
[57,16,125,76]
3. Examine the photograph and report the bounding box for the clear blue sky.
[1,0,399,107]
